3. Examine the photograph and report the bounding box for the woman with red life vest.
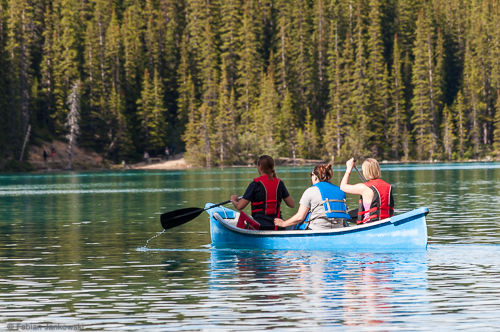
[340,158,394,224]
[230,155,295,230]
[274,163,350,230]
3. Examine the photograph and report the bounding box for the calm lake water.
[0,163,499,331]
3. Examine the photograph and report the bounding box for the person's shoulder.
[303,185,320,195]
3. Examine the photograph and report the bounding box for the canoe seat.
[213,212,238,227]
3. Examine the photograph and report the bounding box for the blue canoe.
[204,203,429,251]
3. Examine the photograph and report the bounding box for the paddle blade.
[160,207,203,230]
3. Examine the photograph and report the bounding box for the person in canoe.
[274,163,351,230]
[230,155,295,230]
[340,158,394,224]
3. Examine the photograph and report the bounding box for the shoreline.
[8,138,498,173]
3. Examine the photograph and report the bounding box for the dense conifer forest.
[0,0,498,169]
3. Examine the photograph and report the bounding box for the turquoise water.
[0,163,499,330]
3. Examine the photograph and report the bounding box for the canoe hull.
[205,204,428,251]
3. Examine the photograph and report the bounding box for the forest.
[0,0,498,169]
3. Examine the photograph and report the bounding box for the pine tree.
[213,59,237,165]
[253,70,281,157]
[493,91,500,157]
[122,1,145,141]
[81,0,112,151]
[410,8,437,160]
[6,0,35,158]
[454,90,468,160]
[345,3,371,158]
[51,0,82,136]
[312,0,330,118]
[366,0,389,156]
[441,104,455,160]
[289,0,315,121]
[137,69,167,152]
[389,34,407,160]
[325,17,344,160]
[219,0,241,91]
[274,0,293,95]
[182,73,205,165]
[296,109,320,159]
[104,10,132,158]
[0,1,9,158]
[236,0,262,129]
[335,31,355,160]
[40,3,56,134]
[183,0,219,167]
[144,0,162,75]
[278,88,298,159]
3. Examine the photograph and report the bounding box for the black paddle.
[160,199,232,230]
[354,164,367,183]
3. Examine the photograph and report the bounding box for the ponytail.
[312,163,333,182]
[257,155,276,179]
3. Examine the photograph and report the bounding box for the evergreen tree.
[366,0,389,156]
[389,33,407,160]
[454,90,468,159]
[176,33,191,131]
[144,0,162,75]
[236,0,262,129]
[39,4,56,134]
[278,88,298,159]
[441,104,455,160]
[181,73,204,165]
[338,29,356,160]
[344,3,371,158]
[0,1,10,159]
[219,0,241,91]
[137,69,167,152]
[325,17,344,160]
[6,0,35,159]
[253,70,281,158]
[289,0,315,121]
[410,8,437,160]
[213,59,237,165]
[183,0,219,167]
[51,0,82,136]
[122,1,145,151]
[105,11,133,158]
[493,92,500,157]
[296,109,320,159]
[312,0,330,118]
[274,0,293,95]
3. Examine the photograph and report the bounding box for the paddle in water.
[160,199,233,230]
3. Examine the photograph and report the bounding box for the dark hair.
[312,164,333,182]
[257,155,276,179]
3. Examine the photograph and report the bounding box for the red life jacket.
[251,175,281,217]
[357,179,394,224]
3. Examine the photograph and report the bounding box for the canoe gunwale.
[211,207,429,238]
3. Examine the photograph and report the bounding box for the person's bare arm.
[230,195,249,210]
[274,204,309,228]
[284,195,295,208]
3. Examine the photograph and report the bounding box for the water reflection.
[207,249,428,328]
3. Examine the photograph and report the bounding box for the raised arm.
[340,158,369,195]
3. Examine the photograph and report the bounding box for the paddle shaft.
[354,165,367,183]
[160,199,234,230]
[204,199,232,211]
